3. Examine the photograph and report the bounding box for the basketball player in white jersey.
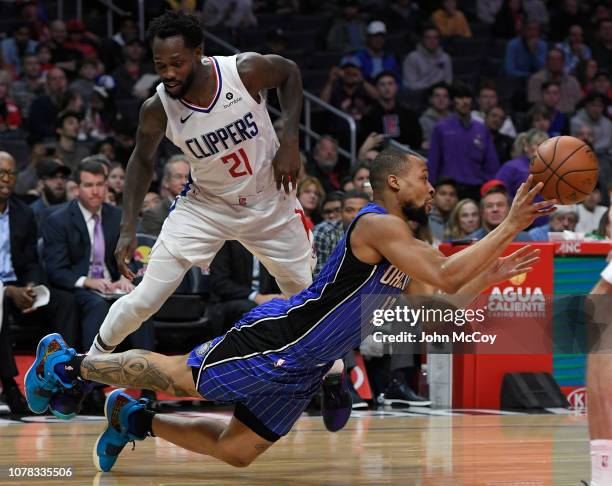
[47,11,347,422]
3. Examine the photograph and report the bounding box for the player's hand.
[272,140,301,194]
[115,230,137,280]
[486,246,541,287]
[506,175,557,232]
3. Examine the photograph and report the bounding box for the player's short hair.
[75,159,107,184]
[145,10,203,49]
[369,147,412,192]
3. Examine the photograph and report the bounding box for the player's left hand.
[486,246,541,287]
[272,140,301,194]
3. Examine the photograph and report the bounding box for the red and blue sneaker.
[24,333,76,414]
[94,389,150,472]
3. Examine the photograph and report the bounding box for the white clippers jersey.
[156,55,279,204]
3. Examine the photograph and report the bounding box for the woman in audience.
[496,128,548,197]
[445,198,481,241]
[107,162,125,205]
[576,58,598,95]
[297,176,325,231]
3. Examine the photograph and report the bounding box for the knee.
[222,452,255,468]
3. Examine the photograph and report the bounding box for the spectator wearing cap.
[504,21,547,79]
[360,71,422,148]
[540,81,569,137]
[526,205,579,240]
[112,37,155,101]
[428,177,458,241]
[11,53,44,119]
[556,25,591,74]
[1,22,37,75]
[65,19,99,59]
[82,86,118,141]
[419,82,451,149]
[571,92,612,157]
[0,70,21,131]
[28,67,68,140]
[353,21,401,84]
[55,111,90,171]
[0,151,78,414]
[528,48,582,113]
[403,25,452,91]
[432,0,472,38]
[320,56,376,122]
[486,106,515,163]
[29,158,70,219]
[428,82,499,201]
[592,19,612,73]
[326,0,367,53]
[468,183,530,240]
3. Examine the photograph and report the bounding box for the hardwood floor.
[0,409,590,485]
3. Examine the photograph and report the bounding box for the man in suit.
[139,155,189,237]
[208,240,282,336]
[42,159,155,412]
[0,151,78,414]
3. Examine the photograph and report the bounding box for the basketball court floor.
[0,407,589,485]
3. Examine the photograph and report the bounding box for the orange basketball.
[529,135,599,204]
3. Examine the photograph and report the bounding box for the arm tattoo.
[82,350,191,397]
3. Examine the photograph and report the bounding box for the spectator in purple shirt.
[428,82,500,201]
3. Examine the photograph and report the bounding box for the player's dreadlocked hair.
[370,147,423,193]
[145,10,204,49]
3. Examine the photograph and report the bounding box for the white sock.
[591,440,612,486]
[87,334,115,356]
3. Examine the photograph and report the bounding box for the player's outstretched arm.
[237,52,302,193]
[115,95,167,279]
[353,177,555,293]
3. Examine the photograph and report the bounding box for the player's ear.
[194,44,203,59]
[388,174,400,192]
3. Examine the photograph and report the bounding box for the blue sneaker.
[49,379,95,420]
[321,369,353,432]
[94,389,149,472]
[24,333,76,414]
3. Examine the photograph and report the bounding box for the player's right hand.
[115,231,137,281]
[506,175,557,231]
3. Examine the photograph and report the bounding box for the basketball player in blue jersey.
[44,11,347,424]
[26,148,555,471]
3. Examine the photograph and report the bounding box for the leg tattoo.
[81,350,192,397]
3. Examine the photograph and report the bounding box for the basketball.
[529,136,599,204]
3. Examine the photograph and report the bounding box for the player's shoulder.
[138,93,167,129]
[351,212,408,240]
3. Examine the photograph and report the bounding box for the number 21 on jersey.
[221,148,252,178]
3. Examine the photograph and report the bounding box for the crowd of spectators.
[0,0,611,414]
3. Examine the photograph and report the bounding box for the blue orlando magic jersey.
[197,202,410,369]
